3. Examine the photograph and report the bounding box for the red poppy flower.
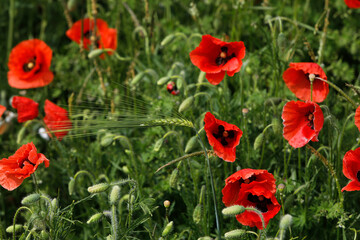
[344,0,360,8]
[355,105,360,132]
[282,62,328,103]
[342,147,360,191]
[11,96,39,123]
[282,101,324,148]
[166,82,179,95]
[7,39,54,89]
[190,35,246,85]
[66,18,117,58]
[225,183,281,229]
[43,100,72,140]
[0,105,5,118]
[222,169,276,207]
[204,112,242,162]
[0,142,49,191]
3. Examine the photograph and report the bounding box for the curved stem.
[316,77,357,109]
[244,207,266,238]
[13,207,33,240]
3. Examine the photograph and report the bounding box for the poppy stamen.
[223,131,229,138]
[306,112,315,130]
[247,193,270,213]
[357,171,360,182]
[23,59,36,72]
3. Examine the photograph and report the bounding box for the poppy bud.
[193,204,203,224]
[161,221,174,237]
[179,96,194,113]
[87,212,104,224]
[40,230,49,239]
[242,108,249,115]
[88,183,110,194]
[68,177,75,196]
[278,183,285,192]
[67,0,77,11]
[51,198,58,210]
[6,224,23,233]
[254,133,264,150]
[272,118,282,135]
[88,49,105,59]
[100,133,115,147]
[222,205,245,216]
[280,214,293,230]
[154,138,164,152]
[277,32,287,50]
[131,72,145,86]
[21,193,40,205]
[198,237,213,240]
[109,185,121,205]
[164,200,171,208]
[161,34,175,46]
[169,168,179,188]
[157,77,170,85]
[185,136,198,153]
[224,229,246,239]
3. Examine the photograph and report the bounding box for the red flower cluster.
[190,35,246,85]
[12,96,39,123]
[66,18,117,58]
[204,112,242,162]
[283,63,328,103]
[43,100,72,140]
[8,39,54,89]
[222,169,280,229]
[0,142,49,191]
[344,0,360,8]
[342,147,360,192]
[282,101,324,148]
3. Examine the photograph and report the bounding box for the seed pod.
[6,224,23,233]
[222,205,245,216]
[169,168,179,188]
[87,212,104,224]
[280,214,293,230]
[87,183,110,194]
[109,186,121,205]
[224,229,246,239]
[178,96,194,113]
[193,204,203,224]
[21,193,40,205]
[185,136,198,153]
[88,49,104,59]
[68,178,75,196]
[161,221,174,237]
[254,133,264,150]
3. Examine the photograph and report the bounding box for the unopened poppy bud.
[154,138,164,152]
[51,198,58,210]
[222,205,245,216]
[161,34,175,46]
[87,212,104,224]
[272,118,282,135]
[68,178,75,196]
[193,204,203,224]
[309,73,316,83]
[179,96,194,113]
[106,235,112,240]
[87,183,110,194]
[161,221,174,237]
[67,0,77,11]
[185,136,198,153]
[21,193,40,205]
[277,32,286,49]
[280,214,293,230]
[278,183,285,192]
[164,200,171,208]
[40,230,49,239]
[100,133,115,147]
[109,185,121,205]
[88,49,105,59]
[224,229,246,239]
[254,133,264,150]
[242,108,249,115]
[169,168,179,188]
[6,224,23,233]
[157,76,170,85]
[198,237,213,240]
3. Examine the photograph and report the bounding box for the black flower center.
[357,171,360,182]
[247,193,272,213]
[215,47,236,66]
[23,58,36,72]
[306,112,315,130]
[212,124,235,146]
[237,175,257,188]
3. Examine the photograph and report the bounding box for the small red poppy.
[204,112,242,162]
[66,18,117,58]
[190,35,246,85]
[225,183,281,229]
[282,101,324,148]
[342,147,360,191]
[344,0,360,8]
[43,100,72,140]
[0,142,49,191]
[355,105,360,132]
[166,82,179,95]
[222,169,276,207]
[0,105,5,118]
[11,96,39,123]
[283,62,328,103]
[7,39,54,89]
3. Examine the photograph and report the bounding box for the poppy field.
[1,0,360,239]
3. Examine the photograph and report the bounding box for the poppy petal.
[205,72,226,85]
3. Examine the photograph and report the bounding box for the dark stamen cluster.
[212,125,235,146]
[306,112,315,130]
[215,47,236,66]
[247,193,272,213]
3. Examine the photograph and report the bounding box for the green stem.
[111,204,119,240]
[194,127,221,239]
[7,0,15,59]
[316,77,357,109]
[13,207,33,240]
[310,80,313,102]
[244,207,266,237]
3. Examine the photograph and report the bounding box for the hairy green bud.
[109,186,121,205]
[224,229,246,239]
[68,178,75,196]
[179,96,194,113]
[100,133,115,147]
[88,49,105,59]
[272,118,282,135]
[21,193,40,205]
[254,133,264,150]
[198,237,213,240]
[87,183,110,194]
[161,34,175,46]
[185,136,198,153]
[169,168,179,188]
[193,204,203,224]
[280,214,293,230]
[222,205,245,216]
[6,224,23,233]
[162,221,174,237]
[40,230,49,239]
[87,213,104,224]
